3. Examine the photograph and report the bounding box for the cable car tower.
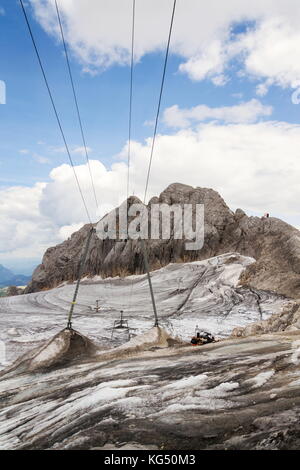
[111,310,131,340]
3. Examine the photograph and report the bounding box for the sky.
[1,0,300,273]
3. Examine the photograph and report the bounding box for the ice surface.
[0,329,300,449]
[0,253,289,369]
[163,374,209,390]
[291,340,300,365]
[245,370,275,389]
[30,333,69,367]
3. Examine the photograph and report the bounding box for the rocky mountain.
[0,265,14,283]
[25,183,300,299]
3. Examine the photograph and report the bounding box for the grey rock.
[231,302,300,337]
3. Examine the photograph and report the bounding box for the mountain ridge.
[25,183,300,299]
[0,264,31,288]
[0,264,14,282]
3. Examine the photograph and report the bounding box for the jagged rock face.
[25,183,300,298]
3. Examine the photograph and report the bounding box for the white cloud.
[0,183,56,260]
[0,158,129,259]
[40,160,128,226]
[122,121,300,218]
[7,1,300,263]
[178,40,227,82]
[33,154,51,164]
[0,7,5,16]
[48,145,66,154]
[212,74,229,87]
[256,81,271,97]
[19,150,50,164]
[236,17,300,91]
[2,118,300,260]
[58,223,84,240]
[73,146,93,156]
[30,0,300,92]
[163,100,273,128]
[37,122,300,221]
[179,14,300,90]
[46,145,92,157]
[144,119,155,127]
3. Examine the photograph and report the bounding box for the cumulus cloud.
[6,1,300,264]
[163,99,273,128]
[58,223,84,240]
[0,183,57,260]
[123,121,300,218]
[239,18,300,90]
[29,0,300,92]
[40,160,129,225]
[178,40,228,82]
[0,156,131,259]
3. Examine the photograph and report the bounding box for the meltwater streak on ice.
[0,253,289,369]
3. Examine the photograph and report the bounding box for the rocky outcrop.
[6,286,24,297]
[231,302,300,337]
[25,183,300,298]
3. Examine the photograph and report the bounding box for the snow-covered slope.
[1,329,300,450]
[0,253,289,368]
[0,252,299,450]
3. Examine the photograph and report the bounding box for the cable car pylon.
[140,239,159,327]
[66,227,95,330]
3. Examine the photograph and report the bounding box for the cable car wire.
[143,0,177,204]
[19,0,92,223]
[55,0,99,215]
[127,0,136,200]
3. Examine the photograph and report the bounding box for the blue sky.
[0,0,297,186]
[1,0,300,273]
